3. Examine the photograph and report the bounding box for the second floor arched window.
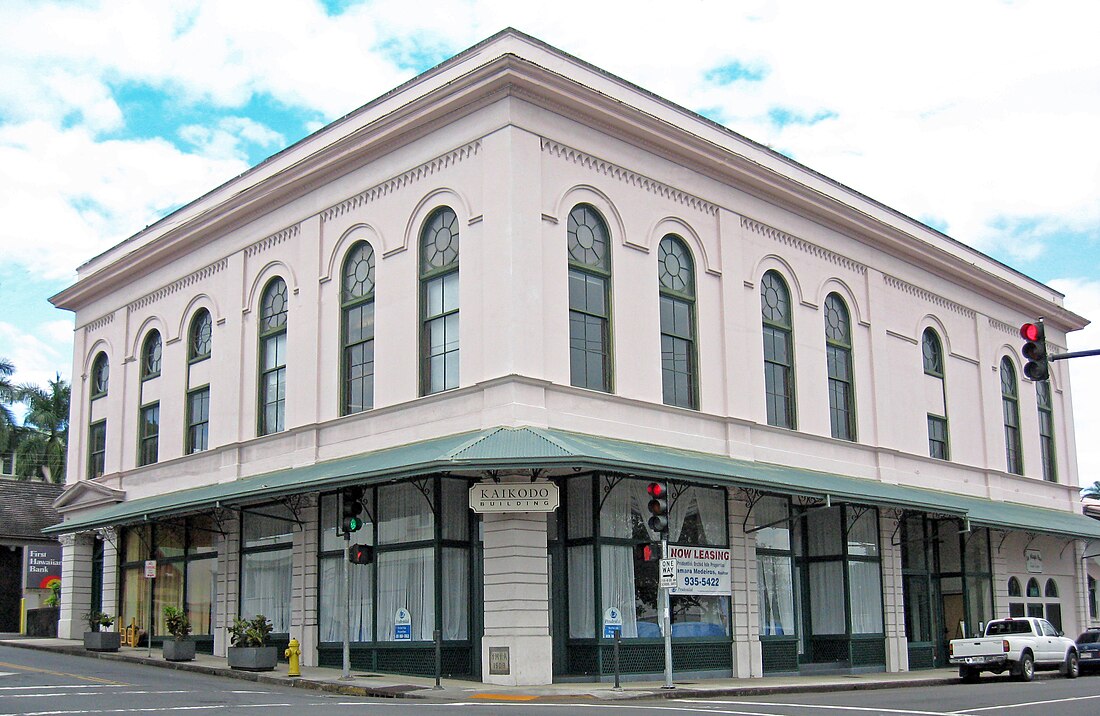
[658,235,696,409]
[342,241,376,414]
[420,207,460,395]
[824,293,855,441]
[1036,381,1056,482]
[568,204,612,392]
[259,277,288,435]
[923,328,949,460]
[1001,357,1022,475]
[761,271,795,429]
[189,309,212,361]
[141,330,162,380]
[90,352,109,399]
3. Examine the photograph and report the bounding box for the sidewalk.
[0,636,963,702]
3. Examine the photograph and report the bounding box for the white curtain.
[240,549,292,632]
[601,545,639,637]
[376,547,434,641]
[442,549,469,640]
[808,561,844,634]
[848,562,883,633]
[568,546,594,638]
[693,488,728,545]
[758,554,795,636]
[318,557,373,642]
[441,480,468,540]
[377,482,433,544]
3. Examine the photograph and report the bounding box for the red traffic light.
[348,544,374,565]
[1020,323,1041,342]
[642,544,655,561]
[646,482,665,499]
[635,543,659,562]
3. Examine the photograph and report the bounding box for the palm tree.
[0,357,17,457]
[1082,482,1100,500]
[15,374,69,483]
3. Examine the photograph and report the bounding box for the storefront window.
[756,496,795,637]
[240,504,294,632]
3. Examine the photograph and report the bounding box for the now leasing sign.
[469,482,560,513]
[665,545,732,596]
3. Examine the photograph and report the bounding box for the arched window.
[1026,577,1041,598]
[1089,576,1097,619]
[922,328,949,459]
[1036,381,1056,482]
[567,204,612,392]
[1045,579,1059,598]
[419,207,459,395]
[657,235,696,409]
[342,241,376,414]
[141,330,162,380]
[90,352,110,398]
[1008,577,1021,597]
[1001,357,1022,475]
[189,309,212,361]
[186,309,212,455]
[760,271,795,429]
[258,277,288,435]
[824,293,855,440]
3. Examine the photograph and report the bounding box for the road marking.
[0,691,193,699]
[0,686,123,691]
[684,701,948,716]
[958,693,1100,712]
[8,705,295,715]
[0,662,126,686]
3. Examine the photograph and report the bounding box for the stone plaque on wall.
[488,646,510,675]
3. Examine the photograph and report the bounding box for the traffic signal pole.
[341,527,351,680]
[661,531,673,690]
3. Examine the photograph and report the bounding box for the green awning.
[46,426,1100,540]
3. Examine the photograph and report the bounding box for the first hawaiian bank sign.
[469,482,560,513]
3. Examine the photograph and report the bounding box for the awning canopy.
[46,426,1100,540]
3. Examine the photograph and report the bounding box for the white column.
[481,498,551,685]
[58,533,94,639]
[880,513,908,672]
[214,515,239,657]
[293,496,320,666]
[98,528,120,621]
[729,493,761,677]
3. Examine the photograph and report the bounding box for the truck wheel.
[960,666,980,683]
[1015,652,1035,682]
[1065,651,1079,679]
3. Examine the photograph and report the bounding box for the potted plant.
[162,606,195,661]
[227,614,276,671]
[82,611,120,651]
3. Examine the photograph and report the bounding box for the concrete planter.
[83,631,121,652]
[227,646,277,671]
[162,639,196,662]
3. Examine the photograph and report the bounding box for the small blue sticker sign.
[603,607,623,638]
[394,608,411,641]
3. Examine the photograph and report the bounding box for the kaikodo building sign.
[469,482,560,513]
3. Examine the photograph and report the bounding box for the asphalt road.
[3,644,1100,715]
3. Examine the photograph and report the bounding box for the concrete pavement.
[0,635,964,702]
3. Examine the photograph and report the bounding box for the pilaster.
[880,513,908,672]
[214,515,239,657]
[58,533,95,639]
[292,496,320,666]
[728,492,761,678]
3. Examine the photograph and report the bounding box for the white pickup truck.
[949,617,1078,682]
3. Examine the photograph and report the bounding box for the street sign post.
[659,558,677,589]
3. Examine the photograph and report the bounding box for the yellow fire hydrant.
[284,638,301,677]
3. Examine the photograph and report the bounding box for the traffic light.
[647,482,669,535]
[1020,320,1049,382]
[348,543,374,565]
[341,486,365,534]
[635,543,660,562]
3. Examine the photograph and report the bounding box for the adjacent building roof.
[47,427,1100,541]
[0,479,63,542]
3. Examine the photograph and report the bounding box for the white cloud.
[1051,278,1100,482]
[0,319,72,390]
[179,116,285,161]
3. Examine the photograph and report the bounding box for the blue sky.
[1,0,1099,474]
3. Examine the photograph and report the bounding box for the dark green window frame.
[141,330,162,380]
[186,386,209,454]
[341,241,376,414]
[824,293,855,441]
[1036,381,1056,482]
[658,235,697,409]
[90,352,110,399]
[258,277,288,436]
[189,309,212,363]
[922,329,949,460]
[761,271,795,429]
[567,204,613,393]
[1000,357,1022,475]
[419,207,460,396]
[138,402,159,467]
[88,419,106,478]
